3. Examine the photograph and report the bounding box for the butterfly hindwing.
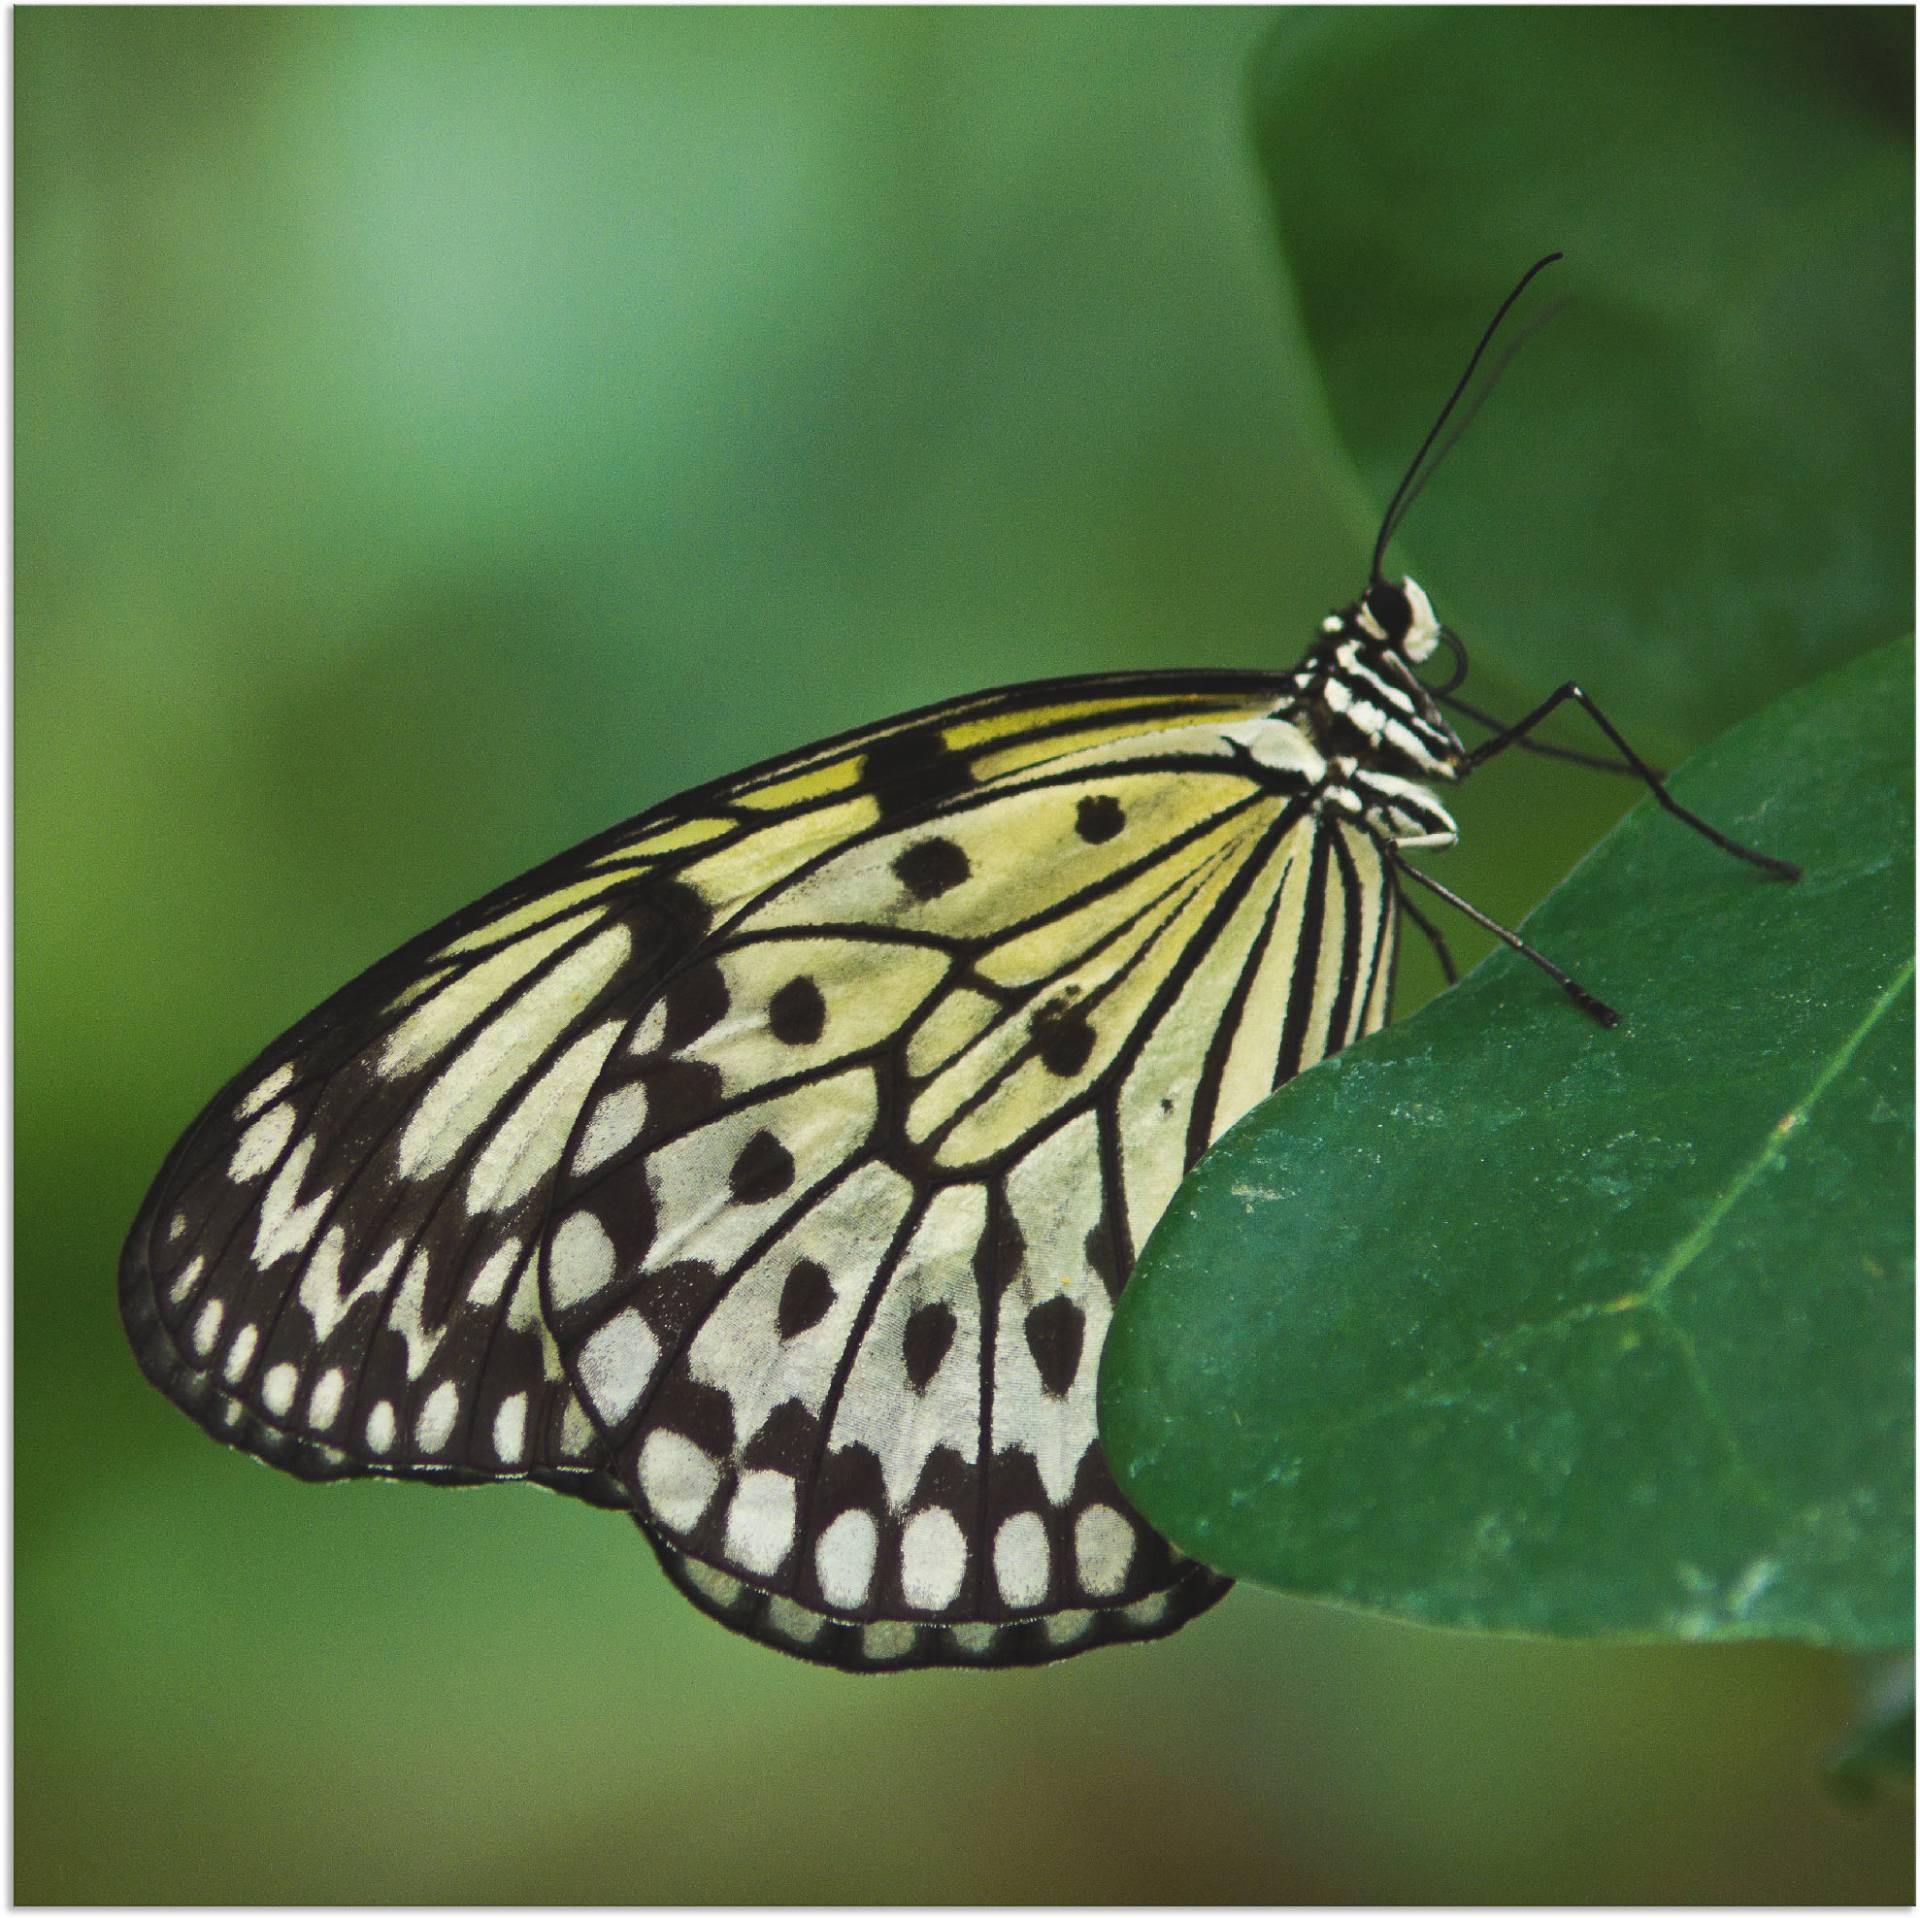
[648,1530,1237,1672]
[533,720,1401,1661]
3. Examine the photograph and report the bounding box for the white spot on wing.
[253,1138,331,1267]
[724,1469,798,1577]
[764,1597,825,1645]
[308,1369,346,1431]
[222,1323,258,1384]
[1074,1503,1135,1599]
[899,1506,967,1612]
[191,1298,224,1356]
[415,1379,461,1451]
[167,1255,205,1305]
[466,1237,522,1309]
[628,999,669,1056]
[365,1401,397,1454]
[547,1210,617,1312]
[994,1510,1051,1608]
[236,1062,296,1120]
[1122,1591,1170,1629]
[860,1622,918,1663]
[261,1361,298,1418]
[559,1396,594,1455]
[1043,1609,1093,1647]
[679,1558,746,1609]
[572,1081,649,1176]
[814,1509,879,1611]
[493,1393,527,1463]
[577,1309,660,1425]
[638,1428,721,1533]
[228,1101,295,1183]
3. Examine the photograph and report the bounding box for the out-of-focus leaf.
[1253,8,1914,754]
[1825,1655,1915,1803]
[1103,639,1914,1649]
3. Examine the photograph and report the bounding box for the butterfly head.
[1359,575,1442,664]
[1298,573,1467,781]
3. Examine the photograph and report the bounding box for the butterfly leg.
[1439,687,1647,776]
[1464,683,1801,880]
[1392,855,1620,1029]
[1390,874,1460,986]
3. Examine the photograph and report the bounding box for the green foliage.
[1104,641,1915,1648]
[1254,7,1914,756]
[1826,1656,1916,1800]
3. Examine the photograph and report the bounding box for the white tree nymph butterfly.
[121,255,1796,1671]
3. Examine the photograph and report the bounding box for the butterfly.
[119,255,1796,1672]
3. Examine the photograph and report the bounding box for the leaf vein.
[1636,959,1916,1312]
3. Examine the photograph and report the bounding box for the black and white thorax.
[1223,573,1467,856]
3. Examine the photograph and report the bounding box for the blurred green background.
[17,7,1912,1903]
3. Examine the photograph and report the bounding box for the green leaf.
[1253,9,1914,756]
[1102,639,1915,1649]
[1825,1655,1915,1802]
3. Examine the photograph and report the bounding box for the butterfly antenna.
[1369,251,1563,587]
[1385,296,1567,540]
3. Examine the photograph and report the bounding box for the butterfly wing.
[650,1534,1237,1671]
[528,720,1398,1664]
[119,672,1292,1524]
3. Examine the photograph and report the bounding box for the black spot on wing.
[974,1185,1025,1303]
[816,1440,887,1526]
[642,1369,738,1460]
[1024,1296,1085,1398]
[1032,1000,1095,1077]
[862,727,975,821]
[777,1258,834,1339]
[610,1257,720,1351]
[892,837,970,903]
[902,1301,957,1392]
[1083,1215,1121,1294]
[1075,794,1125,843]
[740,1397,820,1474]
[631,1057,723,1145]
[729,1130,795,1205]
[905,1443,971,1512]
[767,975,827,1045]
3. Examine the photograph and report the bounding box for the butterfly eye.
[1364,580,1412,639]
